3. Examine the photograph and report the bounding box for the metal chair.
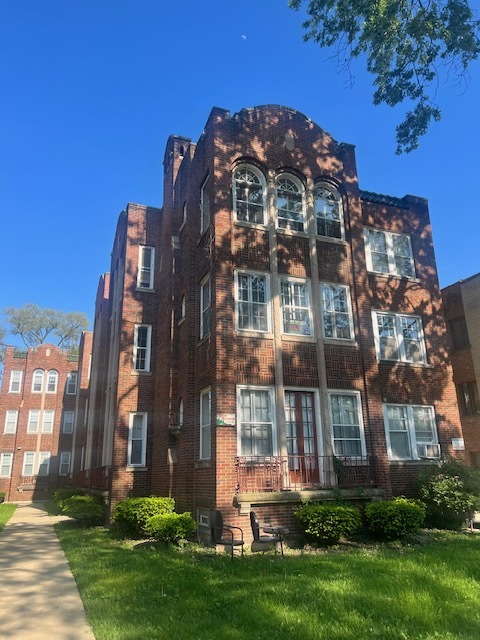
[210,510,244,560]
[249,511,284,558]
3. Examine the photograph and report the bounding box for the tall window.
[133,325,152,372]
[9,370,23,393]
[328,392,366,456]
[365,228,415,278]
[59,452,71,476]
[4,410,18,434]
[0,452,13,477]
[46,370,58,393]
[321,283,353,340]
[200,176,210,234]
[42,410,55,433]
[137,246,155,289]
[458,381,480,416]
[276,175,305,232]
[280,278,312,336]
[233,165,266,225]
[236,271,269,332]
[200,389,211,460]
[128,412,147,466]
[38,452,51,476]
[63,411,75,433]
[449,316,470,350]
[32,369,44,393]
[66,372,78,395]
[200,276,211,339]
[384,404,439,460]
[238,387,274,456]
[27,410,40,433]
[315,184,343,239]
[373,312,426,363]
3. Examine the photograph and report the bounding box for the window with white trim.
[276,174,305,232]
[46,370,58,393]
[4,410,18,434]
[27,410,40,433]
[200,389,211,460]
[42,410,55,433]
[38,452,51,476]
[384,404,439,460]
[128,412,147,466]
[233,165,266,225]
[329,392,366,456]
[373,311,426,363]
[238,387,275,456]
[0,452,13,477]
[59,452,71,476]
[200,276,211,339]
[66,372,78,395]
[315,184,343,239]
[9,370,23,393]
[236,271,270,332]
[321,283,354,340]
[365,228,415,278]
[200,176,210,234]
[32,369,44,393]
[22,451,36,476]
[137,246,155,289]
[280,278,313,336]
[63,411,75,434]
[133,325,152,372]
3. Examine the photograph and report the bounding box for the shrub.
[61,495,105,526]
[144,512,197,544]
[53,488,85,510]
[364,498,426,539]
[295,503,361,545]
[418,459,480,529]
[113,496,176,535]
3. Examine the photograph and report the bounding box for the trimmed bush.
[113,496,176,535]
[53,488,85,510]
[295,503,361,545]
[62,495,105,526]
[364,498,426,539]
[144,512,197,544]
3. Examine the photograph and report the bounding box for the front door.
[285,391,319,487]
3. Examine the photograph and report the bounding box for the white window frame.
[200,275,211,339]
[27,410,40,433]
[41,410,55,433]
[232,164,267,225]
[314,183,344,240]
[235,270,271,333]
[4,410,18,434]
[46,370,58,393]
[22,451,36,476]
[237,386,276,457]
[180,295,186,319]
[66,372,78,395]
[280,277,313,337]
[200,175,210,235]
[365,228,415,278]
[59,451,71,476]
[275,173,306,232]
[200,388,211,460]
[321,283,354,340]
[63,411,75,434]
[9,370,23,393]
[0,452,13,477]
[383,404,440,461]
[372,311,427,364]
[37,452,51,476]
[128,412,147,467]
[137,245,155,289]
[32,369,44,393]
[133,325,152,372]
[328,390,366,457]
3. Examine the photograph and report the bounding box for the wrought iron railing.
[235,455,376,493]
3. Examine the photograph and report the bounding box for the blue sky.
[1,0,479,339]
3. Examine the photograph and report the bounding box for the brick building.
[442,273,480,466]
[0,343,82,501]
[75,105,464,539]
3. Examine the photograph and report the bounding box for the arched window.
[314,184,343,239]
[46,370,58,393]
[32,369,44,393]
[233,165,266,225]
[276,174,305,232]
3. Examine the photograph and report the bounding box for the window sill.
[323,338,357,347]
[125,466,148,472]
[136,287,156,294]
[178,317,186,327]
[197,335,211,347]
[281,334,316,343]
[196,460,211,469]
[377,360,433,368]
[236,330,274,339]
[367,272,420,284]
[234,220,267,231]
[316,236,347,246]
[131,370,153,376]
[276,228,309,239]
[388,459,439,464]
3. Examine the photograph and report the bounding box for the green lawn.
[0,503,16,532]
[56,524,480,640]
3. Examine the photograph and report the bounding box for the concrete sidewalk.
[0,502,95,640]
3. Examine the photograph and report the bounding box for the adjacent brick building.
[442,273,480,466]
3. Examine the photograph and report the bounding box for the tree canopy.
[2,304,89,350]
[289,0,480,153]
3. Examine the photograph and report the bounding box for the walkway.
[0,502,95,640]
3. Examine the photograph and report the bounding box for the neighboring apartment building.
[0,344,81,501]
[75,105,464,538]
[442,273,480,466]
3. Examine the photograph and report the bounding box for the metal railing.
[235,455,376,493]
[71,466,110,491]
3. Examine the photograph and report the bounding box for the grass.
[55,524,480,640]
[0,503,16,532]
